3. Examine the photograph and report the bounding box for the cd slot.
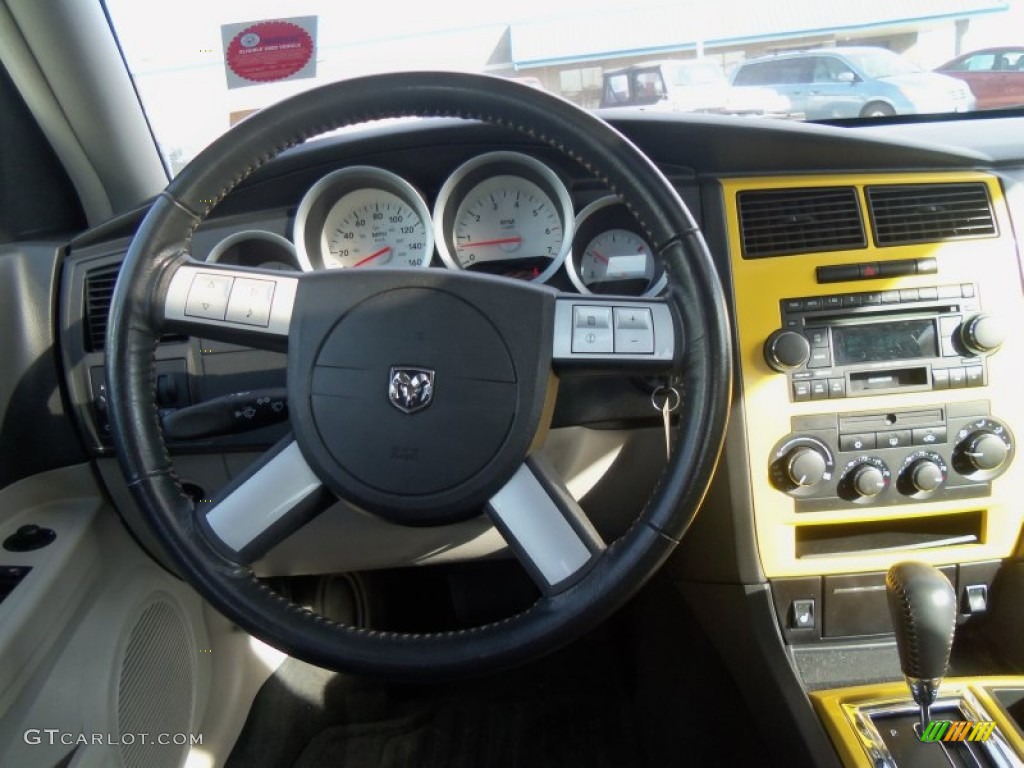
[848,367,929,394]
[809,303,960,326]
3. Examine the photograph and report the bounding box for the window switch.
[791,599,816,629]
[963,584,988,615]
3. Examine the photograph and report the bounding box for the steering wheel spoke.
[551,294,679,375]
[162,260,299,351]
[486,455,605,594]
[198,437,333,564]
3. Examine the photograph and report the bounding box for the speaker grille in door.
[117,598,196,768]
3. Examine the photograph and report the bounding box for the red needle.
[352,246,391,267]
[457,236,522,248]
[589,249,610,264]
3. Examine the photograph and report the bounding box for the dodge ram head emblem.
[388,367,435,414]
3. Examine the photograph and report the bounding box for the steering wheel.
[106,72,731,679]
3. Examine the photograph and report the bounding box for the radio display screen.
[832,319,938,365]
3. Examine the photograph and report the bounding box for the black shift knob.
[885,562,956,681]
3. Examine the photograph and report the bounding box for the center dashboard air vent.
[866,182,996,246]
[737,187,866,259]
[84,261,187,351]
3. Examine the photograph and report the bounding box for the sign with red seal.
[221,17,318,89]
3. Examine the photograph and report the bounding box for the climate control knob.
[962,432,1009,473]
[851,464,886,498]
[785,447,829,488]
[764,330,810,372]
[900,455,947,496]
[908,459,944,493]
[959,314,1006,355]
[952,419,1014,480]
[838,457,891,503]
[769,437,835,496]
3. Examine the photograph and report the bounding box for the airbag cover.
[311,288,515,495]
[287,268,556,525]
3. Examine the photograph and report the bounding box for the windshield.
[842,49,923,79]
[104,0,1024,175]
[670,63,727,86]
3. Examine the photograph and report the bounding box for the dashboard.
[193,144,667,297]
[57,111,1024,652]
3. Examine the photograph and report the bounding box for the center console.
[723,171,1024,582]
[721,171,1024,765]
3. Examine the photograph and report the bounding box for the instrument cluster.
[204,151,665,297]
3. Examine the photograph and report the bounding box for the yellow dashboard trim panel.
[810,677,1024,766]
[722,173,1024,577]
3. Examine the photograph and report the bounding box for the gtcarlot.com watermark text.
[24,729,203,747]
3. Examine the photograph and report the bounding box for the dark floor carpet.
[227,629,644,768]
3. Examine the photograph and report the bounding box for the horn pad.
[288,271,555,525]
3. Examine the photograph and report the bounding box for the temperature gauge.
[567,197,665,296]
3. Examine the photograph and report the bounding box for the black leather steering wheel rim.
[106,71,732,679]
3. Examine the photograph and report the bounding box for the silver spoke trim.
[487,463,596,588]
[164,264,298,338]
[205,441,321,554]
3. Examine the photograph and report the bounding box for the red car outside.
[936,46,1024,110]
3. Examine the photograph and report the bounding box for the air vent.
[84,261,187,351]
[84,262,121,352]
[737,187,866,258]
[866,183,996,246]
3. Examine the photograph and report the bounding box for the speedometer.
[293,166,433,271]
[322,189,429,269]
[434,152,573,282]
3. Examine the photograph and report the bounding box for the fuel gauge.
[567,197,666,296]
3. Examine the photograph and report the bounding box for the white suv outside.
[731,47,975,119]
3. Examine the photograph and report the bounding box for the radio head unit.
[764,284,1005,402]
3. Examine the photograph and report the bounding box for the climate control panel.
[768,402,1014,512]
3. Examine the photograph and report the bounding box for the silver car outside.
[731,47,976,119]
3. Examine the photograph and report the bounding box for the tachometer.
[293,166,433,271]
[434,152,573,282]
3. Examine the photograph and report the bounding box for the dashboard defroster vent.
[866,182,996,246]
[737,187,866,258]
[84,262,120,352]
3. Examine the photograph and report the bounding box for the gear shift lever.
[885,562,957,730]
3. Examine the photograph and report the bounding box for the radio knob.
[850,463,887,499]
[785,446,828,488]
[960,314,1006,355]
[764,330,811,372]
[961,432,1010,473]
[906,458,945,493]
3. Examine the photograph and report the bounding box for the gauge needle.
[588,249,610,264]
[352,246,391,267]
[457,236,522,248]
